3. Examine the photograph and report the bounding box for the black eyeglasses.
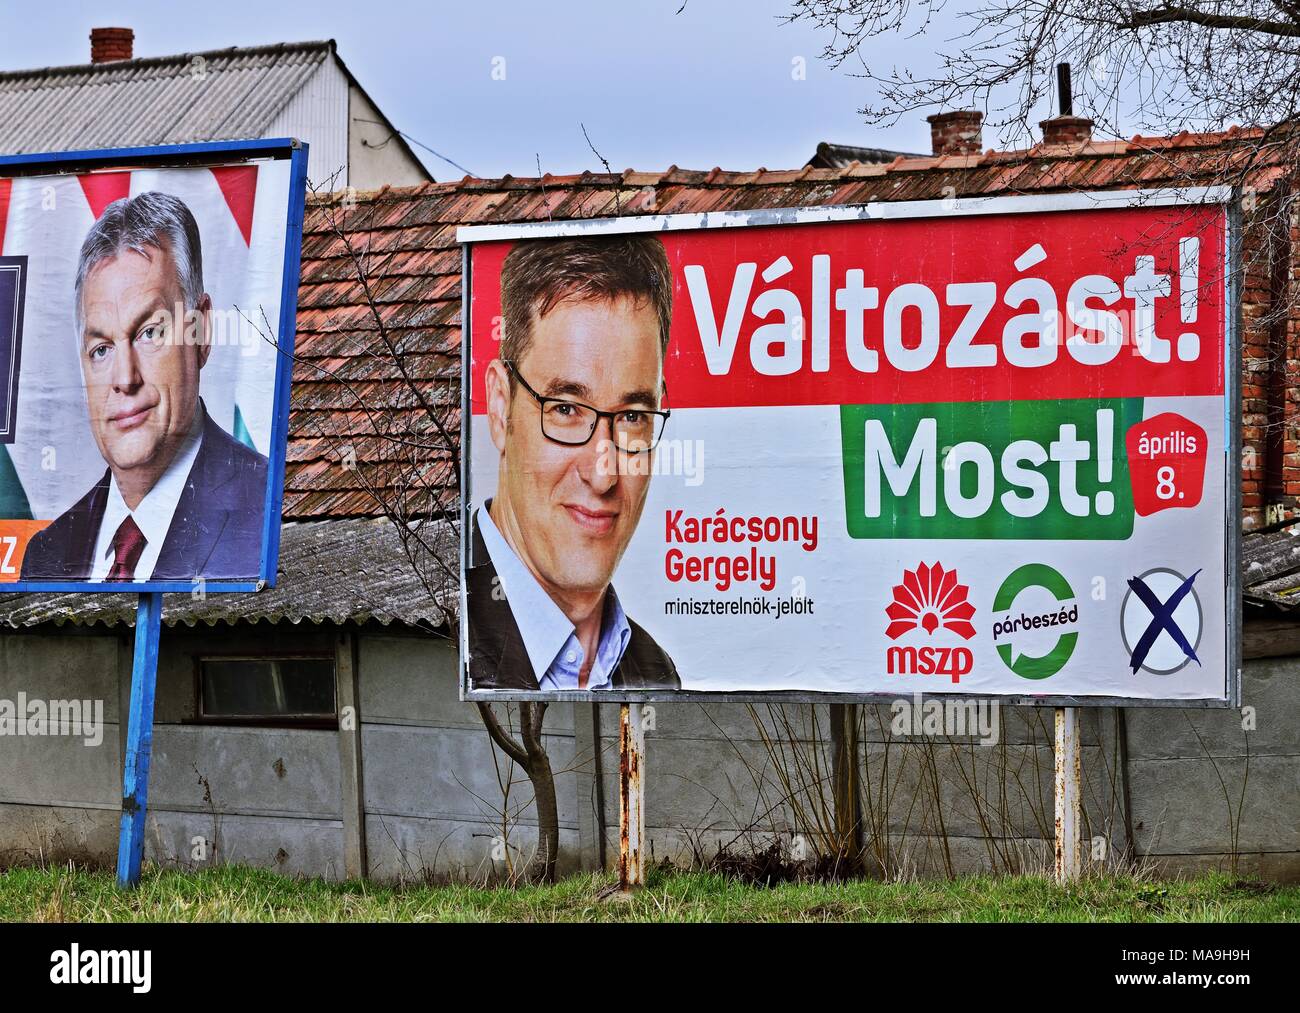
[503,360,670,454]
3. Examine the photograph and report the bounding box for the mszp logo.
[884,561,975,684]
[1121,567,1202,675]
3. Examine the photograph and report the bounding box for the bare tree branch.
[295,181,564,882]
[477,702,531,767]
[1126,6,1300,37]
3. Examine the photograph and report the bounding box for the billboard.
[459,189,1238,705]
[0,140,307,592]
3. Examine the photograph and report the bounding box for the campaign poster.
[0,147,304,590]
[460,192,1236,704]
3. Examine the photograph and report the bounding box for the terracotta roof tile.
[286,126,1292,521]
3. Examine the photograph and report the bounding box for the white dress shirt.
[90,411,205,581]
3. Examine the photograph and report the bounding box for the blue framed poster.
[0,139,308,593]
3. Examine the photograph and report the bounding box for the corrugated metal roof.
[0,41,332,153]
[1243,527,1300,609]
[0,517,456,629]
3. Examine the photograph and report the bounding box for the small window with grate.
[198,656,337,727]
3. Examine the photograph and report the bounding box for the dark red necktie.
[107,516,147,581]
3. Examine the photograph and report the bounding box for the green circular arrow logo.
[992,563,1078,681]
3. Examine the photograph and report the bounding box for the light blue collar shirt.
[477,505,631,691]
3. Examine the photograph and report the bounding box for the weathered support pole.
[117,592,163,887]
[618,702,645,891]
[1054,706,1082,882]
[336,630,367,879]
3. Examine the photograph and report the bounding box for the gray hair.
[74,191,204,334]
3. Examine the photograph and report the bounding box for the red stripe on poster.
[0,178,10,253]
[468,203,1227,412]
[211,165,258,246]
[78,172,132,220]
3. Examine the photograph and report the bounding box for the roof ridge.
[0,39,334,83]
[299,122,1280,207]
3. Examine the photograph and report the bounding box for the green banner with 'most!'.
[840,398,1143,540]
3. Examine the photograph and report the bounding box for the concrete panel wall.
[146,812,346,880]
[0,633,121,865]
[357,634,580,882]
[143,626,346,877]
[149,725,342,819]
[582,664,1297,881]
[0,802,119,867]
[0,626,350,878]
[1,626,1296,882]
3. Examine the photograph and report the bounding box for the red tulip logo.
[885,562,977,641]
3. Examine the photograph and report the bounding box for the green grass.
[0,865,1296,922]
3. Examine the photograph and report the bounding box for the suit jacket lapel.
[68,472,111,577]
[153,410,233,579]
[609,606,642,689]
[467,509,540,691]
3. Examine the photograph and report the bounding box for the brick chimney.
[926,111,983,157]
[1040,115,1094,147]
[90,27,134,64]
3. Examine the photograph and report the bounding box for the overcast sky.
[0,0,990,180]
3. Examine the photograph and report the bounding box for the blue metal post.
[116,592,163,887]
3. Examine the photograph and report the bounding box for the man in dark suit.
[22,405,267,580]
[20,192,268,582]
[468,234,680,691]
[468,504,679,690]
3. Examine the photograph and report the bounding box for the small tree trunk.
[830,702,863,876]
[476,701,560,883]
[520,702,560,883]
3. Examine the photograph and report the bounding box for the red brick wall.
[1238,188,1298,530]
[1283,199,1300,517]
[1240,203,1269,529]
[90,27,133,64]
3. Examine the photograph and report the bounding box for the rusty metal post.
[1054,706,1082,882]
[618,702,645,891]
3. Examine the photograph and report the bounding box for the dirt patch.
[699,840,862,886]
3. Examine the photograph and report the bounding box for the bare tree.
[789,1,1300,528]
[783,1,1300,297]
[295,182,562,883]
[787,1,1300,144]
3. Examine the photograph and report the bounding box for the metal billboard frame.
[458,187,1242,709]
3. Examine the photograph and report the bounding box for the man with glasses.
[467,234,681,691]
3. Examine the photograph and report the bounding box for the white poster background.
[470,388,1230,702]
